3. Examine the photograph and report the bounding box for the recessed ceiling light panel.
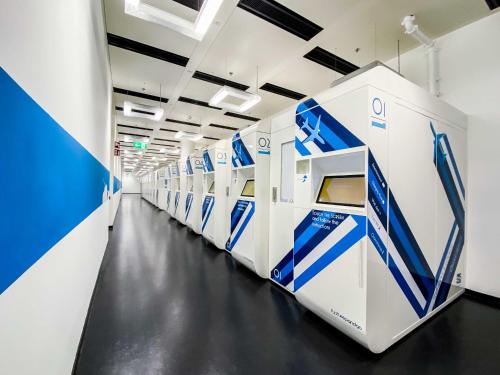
[174,131,203,142]
[123,101,164,121]
[209,86,261,113]
[124,0,223,41]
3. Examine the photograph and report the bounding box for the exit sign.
[133,141,147,149]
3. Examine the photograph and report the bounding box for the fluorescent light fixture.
[152,156,156,160]
[124,136,132,142]
[160,148,165,152]
[209,86,261,113]
[174,131,203,142]
[125,150,130,154]
[124,0,223,41]
[143,137,149,143]
[123,100,164,121]
[165,148,180,155]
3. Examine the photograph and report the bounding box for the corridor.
[74,195,500,375]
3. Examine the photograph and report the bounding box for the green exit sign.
[133,141,148,150]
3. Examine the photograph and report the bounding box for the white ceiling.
[105,0,491,173]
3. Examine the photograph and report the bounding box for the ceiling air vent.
[304,46,359,75]
[224,112,261,122]
[165,118,201,127]
[178,96,221,110]
[117,124,154,132]
[260,83,306,100]
[485,0,499,10]
[237,0,323,41]
[209,123,239,130]
[114,87,168,103]
[107,33,189,67]
[155,138,180,143]
[172,0,206,11]
[193,71,249,91]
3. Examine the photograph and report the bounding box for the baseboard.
[71,229,114,374]
[465,289,500,309]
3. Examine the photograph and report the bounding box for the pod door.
[269,125,295,292]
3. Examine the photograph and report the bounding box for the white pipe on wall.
[401,15,440,96]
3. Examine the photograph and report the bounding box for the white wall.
[0,1,113,374]
[110,152,122,226]
[123,172,142,194]
[386,12,500,298]
[109,125,122,226]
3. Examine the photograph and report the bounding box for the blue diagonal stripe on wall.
[113,176,121,194]
[0,67,110,294]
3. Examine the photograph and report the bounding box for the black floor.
[74,194,500,375]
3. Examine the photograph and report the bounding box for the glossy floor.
[75,195,500,375]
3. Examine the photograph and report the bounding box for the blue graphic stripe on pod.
[294,136,311,156]
[294,216,366,291]
[370,217,425,318]
[233,139,254,166]
[442,135,465,197]
[294,211,315,239]
[270,249,294,287]
[228,201,255,251]
[0,67,110,294]
[368,219,387,260]
[388,196,435,301]
[202,197,215,232]
[232,132,254,167]
[271,259,293,286]
[434,229,464,309]
[296,111,349,152]
[426,222,458,312]
[430,124,466,308]
[302,98,364,149]
[203,150,214,172]
[388,254,426,318]
[296,98,317,113]
[186,158,193,175]
[294,212,349,266]
[174,192,180,214]
[202,195,212,220]
[230,200,250,233]
[185,193,193,220]
[368,182,388,229]
[435,139,465,229]
[367,151,388,228]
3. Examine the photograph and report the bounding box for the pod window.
[208,182,215,194]
[241,179,255,197]
[316,175,365,207]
